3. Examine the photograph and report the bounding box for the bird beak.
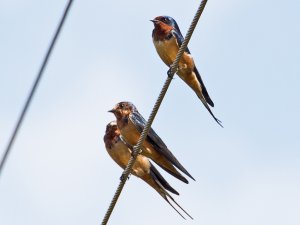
[108,109,116,113]
[150,19,159,24]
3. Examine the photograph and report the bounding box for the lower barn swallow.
[151,15,222,127]
[108,102,195,184]
[104,121,193,219]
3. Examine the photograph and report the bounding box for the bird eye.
[161,17,170,25]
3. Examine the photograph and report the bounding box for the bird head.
[151,15,179,30]
[105,121,119,136]
[108,101,136,120]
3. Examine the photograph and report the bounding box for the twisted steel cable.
[0,0,74,177]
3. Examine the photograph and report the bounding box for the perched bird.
[104,121,193,219]
[108,101,195,184]
[151,15,222,127]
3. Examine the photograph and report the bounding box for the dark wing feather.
[150,168,193,220]
[129,111,195,181]
[193,67,214,107]
[171,29,214,107]
[150,162,194,219]
[149,162,179,195]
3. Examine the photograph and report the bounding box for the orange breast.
[107,140,151,178]
[153,37,179,66]
[153,37,195,73]
[106,140,132,170]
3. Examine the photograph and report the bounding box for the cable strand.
[101,0,208,224]
[0,0,74,177]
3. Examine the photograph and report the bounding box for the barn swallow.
[108,102,195,184]
[104,121,193,219]
[151,15,222,127]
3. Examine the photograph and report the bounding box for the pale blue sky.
[0,0,299,225]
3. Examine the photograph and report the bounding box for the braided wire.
[0,0,74,177]
[101,1,208,224]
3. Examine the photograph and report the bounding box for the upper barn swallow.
[108,101,195,184]
[151,15,222,127]
[104,121,193,219]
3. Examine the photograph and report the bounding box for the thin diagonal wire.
[101,0,208,224]
[0,0,74,177]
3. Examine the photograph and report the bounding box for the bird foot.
[167,67,179,78]
[167,68,174,78]
[120,173,130,182]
